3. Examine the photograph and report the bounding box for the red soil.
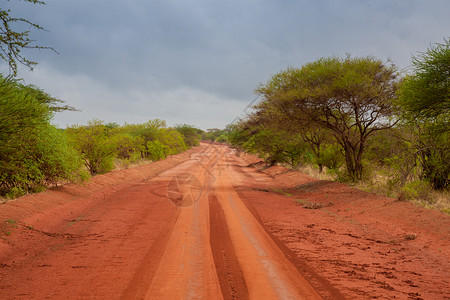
[238,156,450,300]
[0,144,448,299]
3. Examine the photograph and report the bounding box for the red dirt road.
[0,143,449,299]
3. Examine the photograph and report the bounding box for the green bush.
[35,126,87,185]
[66,120,117,175]
[401,180,433,201]
[0,75,85,197]
[175,124,201,147]
[158,129,187,155]
[146,140,170,161]
[317,144,343,171]
[114,133,140,159]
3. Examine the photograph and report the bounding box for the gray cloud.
[2,0,449,129]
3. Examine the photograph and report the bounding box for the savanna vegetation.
[225,39,449,210]
[0,3,447,209]
[0,2,204,199]
[0,72,201,198]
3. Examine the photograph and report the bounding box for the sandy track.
[0,144,323,299]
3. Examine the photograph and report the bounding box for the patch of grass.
[295,199,309,205]
[3,219,18,236]
[114,157,149,171]
[296,164,336,181]
[356,169,450,213]
[272,188,292,197]
[278,159,450,213]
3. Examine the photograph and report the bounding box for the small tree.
[256,56,400,181]
[66,120,117,175]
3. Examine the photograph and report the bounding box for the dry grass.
[356,172,450,214]
[114,158,149,170]
[413,189,450,214]
[295,163,450,214]
[295,164,335,181]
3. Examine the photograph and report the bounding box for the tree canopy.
[254,56,400,181]
[398,39,450,189]
[399,38,449,122]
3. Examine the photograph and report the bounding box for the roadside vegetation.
[224,39,449,212]
[0,2,204,199]
[0,74,202,199]
[0,3,447,210]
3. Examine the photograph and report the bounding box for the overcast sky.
[2,0,450,130]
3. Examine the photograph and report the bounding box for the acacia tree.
[256,56,400,181]
[399,39,449,119]
[1,0,55,75]
[399,39,450,190]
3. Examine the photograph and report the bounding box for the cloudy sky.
[2,0,450,130]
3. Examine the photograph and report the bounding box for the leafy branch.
[0,0,57,76]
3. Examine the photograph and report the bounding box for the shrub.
[401,180,433,201]
[146,140,170,161]
[66,120,117,175]
[0,75,85,197]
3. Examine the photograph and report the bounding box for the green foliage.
[317,144,343,171]
[202,128,227,142]
[127,120,188,159]
[401,180,433,201]
[175,124,201,147]
[243,129,288,166]
[235,125,306,167]
[146,140,170,161]
[251,55,399,181]
[399,38,449,120]
[0,75,85,197]
[34,126,88,185]
[157,129,187,155]
[415,122,449,190]
[0,76,197,197]
[398,39,450,190]
[215,134,229,143]
[113,133,140,159]
[66,120,117,175]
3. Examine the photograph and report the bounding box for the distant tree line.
[226,39,449,196]
[0,75,203,198]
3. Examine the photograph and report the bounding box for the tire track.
[209,193,249,300]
